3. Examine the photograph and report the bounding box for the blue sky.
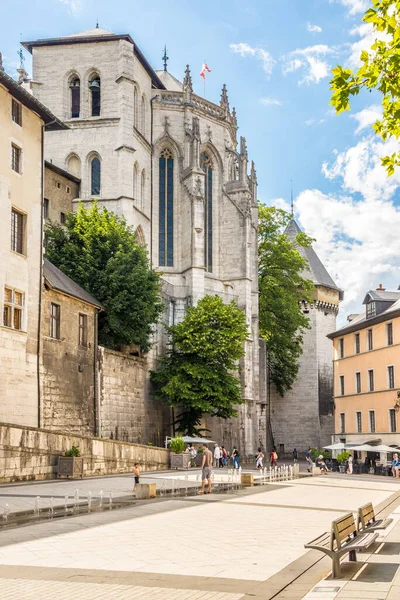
[2,0,400,321]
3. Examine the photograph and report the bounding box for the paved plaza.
[1,472,400,598]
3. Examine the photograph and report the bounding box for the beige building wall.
[333,315,400,443]
[0,83,43,427]
[44,162,79,224]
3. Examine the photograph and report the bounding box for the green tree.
[150,295,248,436]
[258,206,314,396]
[45,203,163,351]
[330,0,400,174]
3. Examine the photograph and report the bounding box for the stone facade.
[24,28,265,455]
[99,347,169,447]
[0,421,169,483]
[0,70,65,428]
[44,161,80,224]
[40,286,97,435]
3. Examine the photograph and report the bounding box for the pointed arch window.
[159,148,174,267]
[141,95,146,135]
[69,76,80,118]
[133,162,139,200]
[201,152,213,272]
[134,87,139,129]
[91,156,101,195]
[89,75,101,117]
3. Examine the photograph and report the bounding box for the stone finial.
[231,106,238,129]
[183,64,193,94]
[0,52,3,71]
[240,136,248,160]
[250,160,257,182]
[220,83,230,113]
[239,136,248,183]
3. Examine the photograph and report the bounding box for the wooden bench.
[305,512,378,578]
[357,502,393,533]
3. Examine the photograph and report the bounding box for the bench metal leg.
[349,549,357,562]
[332,555,341,578]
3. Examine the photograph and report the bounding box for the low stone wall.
[0,422,169,483]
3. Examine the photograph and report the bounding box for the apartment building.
[328,285,400,446]
[0,68,65,426]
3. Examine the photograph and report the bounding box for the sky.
[1,0,400,324]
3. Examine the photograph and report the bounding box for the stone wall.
[0,422,169,483]
[99,347,169,447]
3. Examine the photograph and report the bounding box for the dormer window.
[366,301,376,319]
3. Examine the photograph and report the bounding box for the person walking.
[200,443,213,494]
[392,453,399,478]
[256,447,264,469]
[270,447,278,467]
[220,446,227,468]
[213,444,221,468]
[188,444,197,468]
[305,447,313,473]
[232,446,240,470]
[347,455,353,475]
[293,448,298,463]
[132,463,140,493]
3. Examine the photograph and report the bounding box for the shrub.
[336,451,351,464]
[170,436,185,454]
[65,446,80,457]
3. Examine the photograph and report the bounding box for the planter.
[57,456,84,478]
[338,464,346,473]
[170,453,191,470]
[195,453,204,467]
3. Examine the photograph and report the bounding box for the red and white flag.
[200,61,212,79]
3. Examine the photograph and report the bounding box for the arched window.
[134,87,139,129]
[133,162,139,200]
[135,225,145,246]
[89,74,101,117]
[67,154,81,179]
[159,148,174,267]
[201,152,213,272]
[69,75,80,118]
[140,169,146,211]
[91,156,101,195]
[141,95,146,135]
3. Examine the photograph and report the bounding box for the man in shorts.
[200,443,213,494]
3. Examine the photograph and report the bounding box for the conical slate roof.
[285,219,340,291]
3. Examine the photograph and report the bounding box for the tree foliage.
[330,0,400,175]
[258,206,314,396]
[45,203,163,351]
[150,295,248,436]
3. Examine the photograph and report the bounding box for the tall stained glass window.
[159,149,174,266]
[201,153,213,272]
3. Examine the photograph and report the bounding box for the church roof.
[43,258,102,309]
[22,30,166,90]
[285,219,341,293]
[155,70,182,91]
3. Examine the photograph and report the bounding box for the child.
[133,463,140,493]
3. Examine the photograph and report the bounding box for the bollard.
[109,491,113,509]
[3,504,10,522]
[34,496,40,516]
[99,490,103,507]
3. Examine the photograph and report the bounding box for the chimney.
[376,283,386,291]
[347,314,358,322]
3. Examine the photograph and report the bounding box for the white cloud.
[259,97,282,106]
[270,198,292,212]
[305,118,326,126]
[347,23,389,69]
[230,42,276,76]
[307,23,322,33]
[282,45,335,85]
[350,105,382,134]
[330,0,369,15]
[58,0,83,17]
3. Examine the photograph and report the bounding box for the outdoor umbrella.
[368,444,400,453]
[324,443,346,450]
[181,436,216,444]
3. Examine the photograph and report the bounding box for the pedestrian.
[346,455,353,475]
[213,443,221,468]
[305,447,313,473]
[221,446,227,467]
[256,447,264,469]
[188,444,197,467]
[392,453,399,478]
[232,446,240,469]
[132,463,140,493]
[293,448,298,463]
[199,443,213,494]
[270,447,278,467]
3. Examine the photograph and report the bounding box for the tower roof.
[285,219,341,293]
[155,69,182,91]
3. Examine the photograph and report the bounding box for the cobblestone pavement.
[0,475,399,599]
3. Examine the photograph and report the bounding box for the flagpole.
[204,77,206,98]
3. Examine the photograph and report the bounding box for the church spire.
[220,83,230,113]
[290,180,294,217]
[162,45,169,72]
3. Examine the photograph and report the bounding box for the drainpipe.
[37,118,57,428]
[93,309,101,437]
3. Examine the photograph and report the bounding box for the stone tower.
[269,219,342,456]
[22,28,265,455]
